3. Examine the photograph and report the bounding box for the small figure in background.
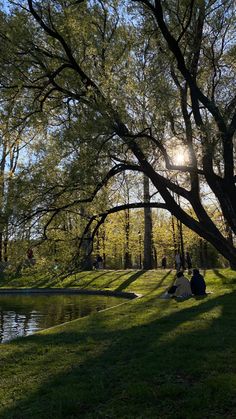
[190,268,206,296]
[161,256,167,269]
[27,248,36,266]
[96,255,103,269]
[186,251,192,271]
[27,248,34,260]
[54,259,60,271]
[93,255,103,269]
[175,252,182,271]
[93,259,98,269]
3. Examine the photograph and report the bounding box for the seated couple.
[167,269,206,298]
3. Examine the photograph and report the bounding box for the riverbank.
[0,268,236,418]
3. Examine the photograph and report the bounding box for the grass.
[0,268,236,418]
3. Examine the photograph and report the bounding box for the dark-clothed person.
[186,252,192,270]
[190,269,206,295]
[162,256,167,269]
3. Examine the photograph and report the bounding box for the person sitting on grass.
[168,271,192,298]
[190,268,206,296]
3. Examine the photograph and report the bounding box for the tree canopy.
[0,0,235,269]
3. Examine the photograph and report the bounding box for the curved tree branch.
[21,163,143,223]
[77,201,168,258]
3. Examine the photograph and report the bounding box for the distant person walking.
[26,248,36,266]
[190,269,206,296]
[175,252,182,271]
[161,256,167,269]
[27,248,34,260]
[186,252,192,271]
[96,255,103,269]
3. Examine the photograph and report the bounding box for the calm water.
[0,293,126,343]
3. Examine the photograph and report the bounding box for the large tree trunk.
[143,175,154,269]
[101,227,106,269]
[80,207,93,270]
[171,216,178,256]
[177,218,185,270]
[124,208,132,269]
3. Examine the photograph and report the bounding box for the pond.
[0,292,127,343]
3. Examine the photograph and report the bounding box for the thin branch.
[176,0,195,43]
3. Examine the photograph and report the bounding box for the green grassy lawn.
[0,268,236,418]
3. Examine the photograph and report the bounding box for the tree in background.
[143,175,155,269]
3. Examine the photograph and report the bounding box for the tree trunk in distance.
[143,175,154,269]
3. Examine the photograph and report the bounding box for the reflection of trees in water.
[0,310,33,343]
[0,295,120,343]
[0,311,4,343]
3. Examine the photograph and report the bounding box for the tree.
[1,0,236,268]
[143,174,155,269]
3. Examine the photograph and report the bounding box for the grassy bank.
[0,269,236,418]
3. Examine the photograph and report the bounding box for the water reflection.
[0,294,125,343]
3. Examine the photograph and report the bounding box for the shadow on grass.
[52,270,143,290]
[213,269,227,280]
[30,274,61,288]
[211,269,236,285]
[146,270,173,295]
[0,270,114,289]
[0,272,58,288]
[1,290,236,418]
[101,271,136,289]
[115,270,146,291]
[62,271,109,288]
